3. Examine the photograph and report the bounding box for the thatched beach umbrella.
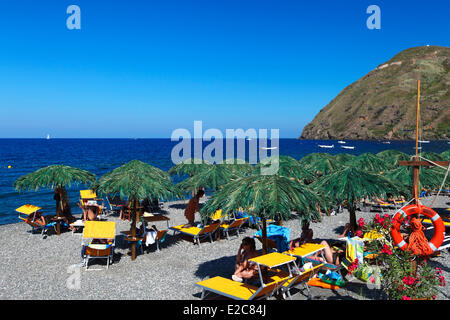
[217,158,254,176]
[441,150,450,161]
[255,155,316,183]
[300,153,343,176]
[312,166,407,234]
[168,158,212,177]
[201,174,324,254]
[376,150,411,169]
[177,164,240,192]
[334,153,356,165]
[351,152,390,173]
[420,151,445,162]
[384,166,446,190]
[14,165,96,235]
[92,160,182,260]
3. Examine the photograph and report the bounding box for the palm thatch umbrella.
[376,150,411,169]
[177,164,240,192]
[334,153,356,165]
[351,152,390,173]
[300,153,343,176]
[384,166,446,190]
[14,165,96,235]
[441,150,450,161]
[255,155,316,183]
[312,166,407,233]
[299,152,333,165]
[168,158,212,177]
[419,151,445,162]
[92,160,182,260]
[201,174,324,254]
[217,158,255,176]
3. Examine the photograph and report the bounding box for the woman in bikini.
[232,237,259,282]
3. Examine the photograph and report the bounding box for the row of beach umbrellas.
[13,149,449,257]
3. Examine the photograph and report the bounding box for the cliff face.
[300,46,450,140]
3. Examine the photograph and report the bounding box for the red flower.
[358,218,365,228]
[439,276,446,287]
[381,244,392,255]
[355,230,362,237]
[402,296,411,300]
[402,276,417,286]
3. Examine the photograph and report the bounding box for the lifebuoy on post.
[391,204,445,252]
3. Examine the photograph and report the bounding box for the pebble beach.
[0,195,448,300]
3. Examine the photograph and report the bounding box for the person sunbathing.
[25,211,54,226]
[232,237,259,283]
[311,240,344,265]
[78,201,100,221]
[289,222,313,249]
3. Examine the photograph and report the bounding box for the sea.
[0,138,448,225]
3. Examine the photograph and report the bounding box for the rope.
[430,162,450,208]
[418,155,448,170]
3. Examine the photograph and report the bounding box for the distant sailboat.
[382,141,391,144]
[337,140,346,144]
[46,134,50,140]
[418,140,430,143]
[261,147,277,150]
[318,144,334,148]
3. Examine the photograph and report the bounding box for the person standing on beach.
[183,189,205,227]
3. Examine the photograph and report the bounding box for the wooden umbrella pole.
[131,198,138,261]
[55,188,61,235]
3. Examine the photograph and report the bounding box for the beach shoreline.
[0,195,448,300]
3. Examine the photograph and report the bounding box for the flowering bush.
[358,214,444,300]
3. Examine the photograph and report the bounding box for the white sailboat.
[337,140,346,144]
[46,134,50,140]
[418,140,430,143]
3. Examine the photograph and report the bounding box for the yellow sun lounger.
[16,204,41,221]
[220,217,248,240]
[82,221,116,270]
[280,262,324,300]
[170,221,221,246]
[196,275,289,300]
[196,252,297,300]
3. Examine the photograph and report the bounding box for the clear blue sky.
[0,0,448,138]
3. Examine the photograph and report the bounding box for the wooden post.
[262,218,268,255]
[131,199,137,261]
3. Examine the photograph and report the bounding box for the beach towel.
[346,237,364,263]
[254,224,290,253]
[145,230,157,246]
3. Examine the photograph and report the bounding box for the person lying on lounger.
[232,237,259,283]
[311,240,345,265]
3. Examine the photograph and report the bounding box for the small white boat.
[419,140,430,143]
[341,146,355,149]
[46,134,50,140]
[318,144,334,148]
[382,141,391,144]
[337,141,346,144]
[261,147,277,150]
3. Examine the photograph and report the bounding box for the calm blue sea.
[0,138,448,225]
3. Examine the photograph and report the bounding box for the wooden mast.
[412,80,421,203]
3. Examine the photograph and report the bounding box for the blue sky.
[0,0,448,138]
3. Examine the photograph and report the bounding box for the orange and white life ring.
[391,204,445,252]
